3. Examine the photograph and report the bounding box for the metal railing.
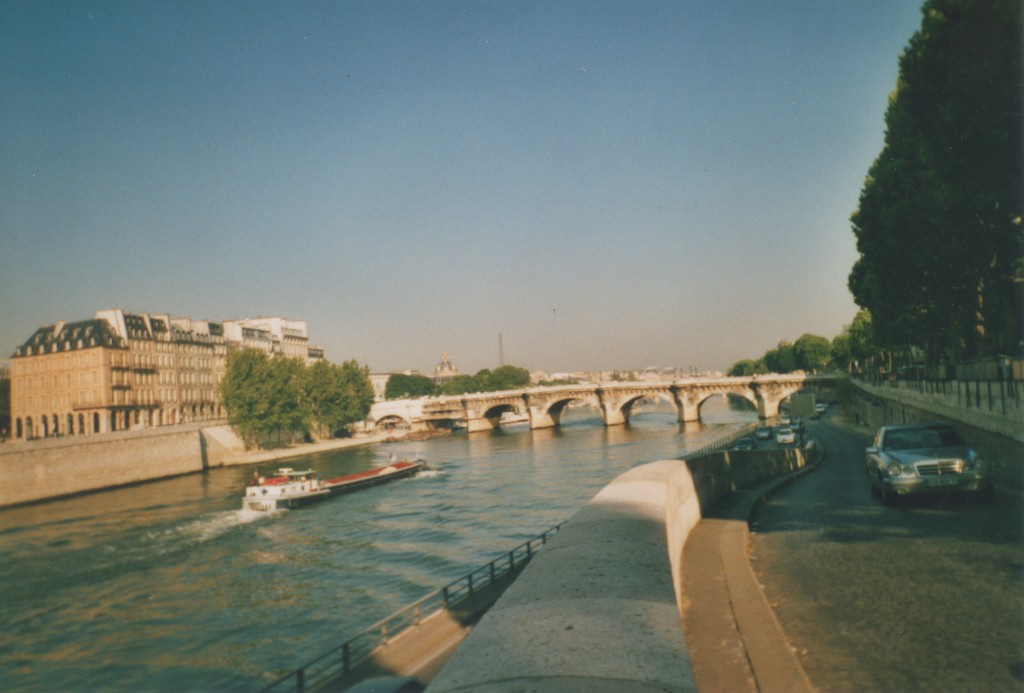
[259,523,565,693]
[684,421,761,458]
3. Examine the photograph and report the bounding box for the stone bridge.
[403,375,836,433]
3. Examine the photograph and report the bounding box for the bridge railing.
[259,523,565,693]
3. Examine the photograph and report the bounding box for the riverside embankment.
[424,442,821,692]
[0,424,388,508]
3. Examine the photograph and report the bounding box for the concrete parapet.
[427,445,819,692]
[427,460,694,692]
[851,379,1023,443]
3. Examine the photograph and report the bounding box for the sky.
[1,1,927,375]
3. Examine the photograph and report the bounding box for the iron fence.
[259,523,564,693]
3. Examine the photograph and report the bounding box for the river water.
[0,399,755,691]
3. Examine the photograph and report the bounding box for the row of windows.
[16,390,100,410]
[19,368,221,395]
[22,371,101,391]
[17,383,220,412]
[12,351,101,373]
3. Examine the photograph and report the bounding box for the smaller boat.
[243,467,329,511]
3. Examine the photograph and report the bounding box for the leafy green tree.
[793,334,832,372]
[222,349,375,447]
[384,373,437,399]
[303,359,375,436]
[266,355,308,442]
[335,359,375,430]
[849,0,1023,361]
[488,365,531,390]
[847,310,877,368]
[221,349,277,446]
[727,359,758,377]
[830,333,853,373]
[762,344,796,373]
[442,374,480,395]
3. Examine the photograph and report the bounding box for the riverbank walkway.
[425,456,816,692]
[215,431,392,468]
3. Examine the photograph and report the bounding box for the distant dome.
[434,352,460,384]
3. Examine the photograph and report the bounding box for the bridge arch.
[526,391,603,430]
[373,414,411,432]
[694,391,758,420]
[607,393,680,426]
[477,403,520,430]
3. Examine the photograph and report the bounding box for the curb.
[682,447,824,693]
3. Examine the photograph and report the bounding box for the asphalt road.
[749,415,1024,693]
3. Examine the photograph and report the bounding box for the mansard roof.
[13,319,126,357]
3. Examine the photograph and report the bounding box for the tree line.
[728,311,877,377]
[384,365,531,399]
[219,349,374,448]
[848,0,1022,364]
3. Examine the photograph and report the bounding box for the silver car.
[865,423,992,504]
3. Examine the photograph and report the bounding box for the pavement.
[680,468,818,693]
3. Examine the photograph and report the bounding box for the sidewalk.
[218,431,391,468]
[680,473,816,693]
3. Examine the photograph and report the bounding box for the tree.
[265,355,308,442]
[849,0,1023,361]
[221,349,277,446]
[441,374,479,395]
[830,333,853,373]
[487,365,531,390]
[728,359,758,377]
[222,349,374,447]
[762,344,796,374]
[334,359,375,431]
[384,373,437,399]
[303,359,375,436]
[793,334,832,372]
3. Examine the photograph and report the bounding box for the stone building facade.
[9,309,323,441]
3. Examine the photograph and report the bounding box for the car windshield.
[883,426,964,451]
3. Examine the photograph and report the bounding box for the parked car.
[779,415,792,425]
[775,427,796,445]
[732,437,756,450]
[756,426,773,440]
[865,423,992,504]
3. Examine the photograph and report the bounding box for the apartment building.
[9,309,324,441]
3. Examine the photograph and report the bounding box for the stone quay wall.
[0,424,247,508]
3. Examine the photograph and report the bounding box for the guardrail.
[260,523,565,693]
[685,422,761,458]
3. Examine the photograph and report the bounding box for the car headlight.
[886,461,904,477]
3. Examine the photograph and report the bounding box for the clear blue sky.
[1,1,925,375]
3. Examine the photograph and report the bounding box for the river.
[0,398,756,691]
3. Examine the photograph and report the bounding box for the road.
[749,416,1024,692]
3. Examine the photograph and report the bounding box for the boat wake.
[164,509,277,546]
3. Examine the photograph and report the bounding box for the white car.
[775,427,796,445]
